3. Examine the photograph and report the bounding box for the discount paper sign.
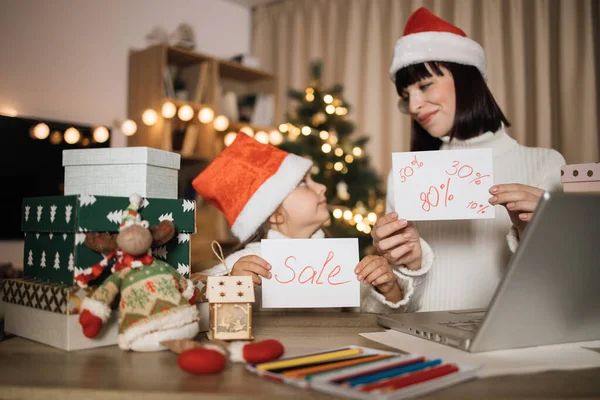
[392,149,495,221]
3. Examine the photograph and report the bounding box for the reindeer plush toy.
[76,194,200,352]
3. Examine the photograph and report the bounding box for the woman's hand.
[371,212,422,270]
[489,184,544,237]
[231,255,272,286]
[355,255,403,303]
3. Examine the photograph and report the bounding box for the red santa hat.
[389,7,487,81]
[192,133,312,242]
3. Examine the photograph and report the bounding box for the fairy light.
[121,119,137,136]
[269,129,283,145]
[177,105,194,121]
[32,123,50,139]
[321,143,332,153]
[240,126,254,137]
[319,130,329,140]
[224,132,237,146]
[345,154,354,163]
[301,126,312,136]
[161,102,177,118]
[334,148,344,157]
[325,105,335,114]
[356,222,367,232]
[343,210,353,220]
[213,115,229,131]
[64,127,80,144]
[333,209,343,219]
[279,123,289,133]
[255,130,269,144]
[324,94,333,104]
[49,131,62,144]
[367,212,377,224]
[352,146,363,157]
[198,107,215,123]
[305,93,315,102]
[334,162,343,171]
[353,214,363,223]
[142,109,158,126]
[363,225,372,234]
[93,126,109,143]
[329,134,338,145]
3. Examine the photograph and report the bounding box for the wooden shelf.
[217,59,275,82]
[167,46,212,67]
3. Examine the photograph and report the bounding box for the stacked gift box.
[1,147,208,351]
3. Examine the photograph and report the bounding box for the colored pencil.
[332,356,426,384]
[347,359,443,387]
[360,363,460,392]
[284,354,393,379]
[268,354,374,374]
[256,347,364,371]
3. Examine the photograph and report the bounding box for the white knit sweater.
[386,127,566,312]
[202,229,433,313]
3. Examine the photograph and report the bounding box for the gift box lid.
[21,195,195,233]
[62,147,180,170]
[561,162,600,183]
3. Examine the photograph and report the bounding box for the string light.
[161,101,177,118]
[64,127,81,144]
[32,123,50,139]
[121,119,137,136]
[345,154,354,163]
[325,105,335,114]
[213,115,229,131]
[177,105,194,121]
[224,132,237,146]
[255,130,269,144]
[93,126,109,143]
[324,94,333,104]
[269,129,283,145]
[352,146,363,157]
[198,107,215,123]
[319,130,329,140]
[334,148,344,157]
[301,126,311,136]
[49,131,62,144]
[279,123,289,133]
[333,209,343,219]
[343,210,353,220]
[240,126,254,137]
[305,93,315,102]
[321,143,332,153]
[142,109,158,126]
[334,162,343,171]
[367,212,378,223]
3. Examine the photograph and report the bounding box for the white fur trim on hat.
[389,31,487,81]
[231,154,312,242]
[82,297,112,323]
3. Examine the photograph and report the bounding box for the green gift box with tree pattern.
[21,195,195,285]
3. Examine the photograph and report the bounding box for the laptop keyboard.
[439,318,483,332]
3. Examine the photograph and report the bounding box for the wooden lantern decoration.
[206,275,255,340]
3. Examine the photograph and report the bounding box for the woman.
[372,7,565,312]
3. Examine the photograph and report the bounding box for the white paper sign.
[260,238,360,308]
[392,149,495,220]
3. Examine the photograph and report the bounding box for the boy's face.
[274,173,330,238]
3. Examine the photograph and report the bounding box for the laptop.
[377,192,600,352]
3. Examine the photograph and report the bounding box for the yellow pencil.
[256,348,364,371]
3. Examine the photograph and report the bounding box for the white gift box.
[2,301,209,351]
[63,147,180,199]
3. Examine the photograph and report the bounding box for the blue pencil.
[347,359,443,387]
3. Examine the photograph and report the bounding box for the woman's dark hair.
[394,62,511,151]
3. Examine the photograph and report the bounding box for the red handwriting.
[420,177,454,212]
[466,201,490,214]
[275,251,351,286]
[399,155,424,183]
[445,161,490,185]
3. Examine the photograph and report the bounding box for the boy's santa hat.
[192,133,312,242]
[389,7,487,81]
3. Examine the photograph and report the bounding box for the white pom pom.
[129,193,142,207]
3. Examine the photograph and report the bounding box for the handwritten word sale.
[274,251,351,286]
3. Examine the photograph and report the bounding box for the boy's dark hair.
[394,62,511,151]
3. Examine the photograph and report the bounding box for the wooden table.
[1,312,599,399]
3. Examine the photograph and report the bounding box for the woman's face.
[399,64,456,138]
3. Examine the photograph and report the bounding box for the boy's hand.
[355,255,403,303]
[231,255,272,286]
[372,212,423,270]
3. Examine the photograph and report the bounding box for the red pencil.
[358,363,460,392]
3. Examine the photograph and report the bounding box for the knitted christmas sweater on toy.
[82,259,199,350]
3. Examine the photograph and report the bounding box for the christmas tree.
[276,61,386,255]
